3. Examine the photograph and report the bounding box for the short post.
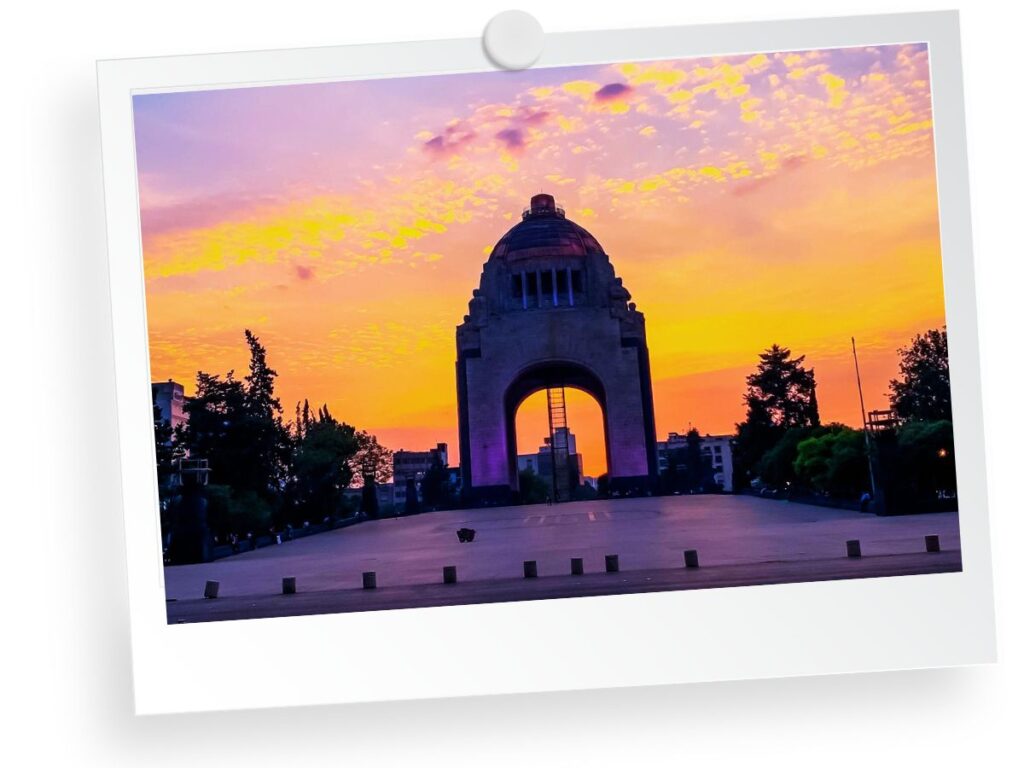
[605,554,619,573]
[570,557,584,576]
[282,576,296,595]
[203,580,220,599]
[925,535,941,553]
[362,571,377,589]
[846,539,862,558]
[523,560,538,579]
[443,565,458,584]
[683,549,699,568]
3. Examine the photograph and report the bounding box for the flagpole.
[852,336,878,498]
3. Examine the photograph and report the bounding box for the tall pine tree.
[734,344,820,488]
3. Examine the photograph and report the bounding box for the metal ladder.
[546,387,572,503]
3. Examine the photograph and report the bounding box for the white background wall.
[2,1,1020,764]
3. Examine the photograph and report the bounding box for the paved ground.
[167,550,962,623]
[164,495,961,618]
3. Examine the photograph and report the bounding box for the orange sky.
[135,44,945,477]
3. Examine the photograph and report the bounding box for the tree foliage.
[153,404,184,491]
[403,478,421,515]
[744,344,821,430]
[421,454,455,510]
[894,419,956,501]
[793,427,868,498]
[168,331,396,537]
[352,431,393,486]
[518,468,551,505]
[889,327,952,422]
[180,330,291,504]
[660,428,717,493]
[291,403,359,522]
[734,344,821,487]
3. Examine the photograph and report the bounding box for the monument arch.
[455,194,659,504]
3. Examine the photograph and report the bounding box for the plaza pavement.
[164,494,961,622]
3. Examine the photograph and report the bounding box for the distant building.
[657,432,734,493]
[393,443,448,507]
[152,380,186,432]
[701,435,734,493]
[517,427,584,489]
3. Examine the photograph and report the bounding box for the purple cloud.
[295,264,314,281]
[422,121,476,156]
[594,82,633,101]
[518,107,550,125]
[496,127,525,151]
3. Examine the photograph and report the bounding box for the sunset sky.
[134,43,946,476]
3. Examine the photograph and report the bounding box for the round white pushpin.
[483,11,544,70]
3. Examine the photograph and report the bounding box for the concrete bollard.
[523,560,538,579]
[282,577,296,595]
[846,539,862,558]
[605,554,619,573]
[925,535,941,553]
[203,580,220,599]
[362,571,377,589]
[443,565,458,584]
[683,549,699,568]
[571,557,584,576]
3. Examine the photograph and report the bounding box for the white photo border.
[98,10,995,715]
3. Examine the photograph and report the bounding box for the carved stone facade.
[455,194,659,504]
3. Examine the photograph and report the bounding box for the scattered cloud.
[422,120,476,157]
[594,82,633,101]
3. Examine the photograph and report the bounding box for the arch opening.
[513,387,607,503]
[503,361,609,502]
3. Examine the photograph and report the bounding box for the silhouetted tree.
[181,370,248,488]
[894,419,957,504]
[659,445,685,494]
[241,330,290,498]
[744,345,820,429]
[889,327,952,422]
[153,404,176,489]
[291,404,359,522]
[734,344,820,488]
[360,474,380,518]
[176,331,292,536]
[352,431,393,486]
[244,330,280,415]
[684,429,708,491]
[421,454,454,510]
[404,477,421,515]
[517,468,551,505]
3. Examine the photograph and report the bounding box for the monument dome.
[488,193,605,262]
